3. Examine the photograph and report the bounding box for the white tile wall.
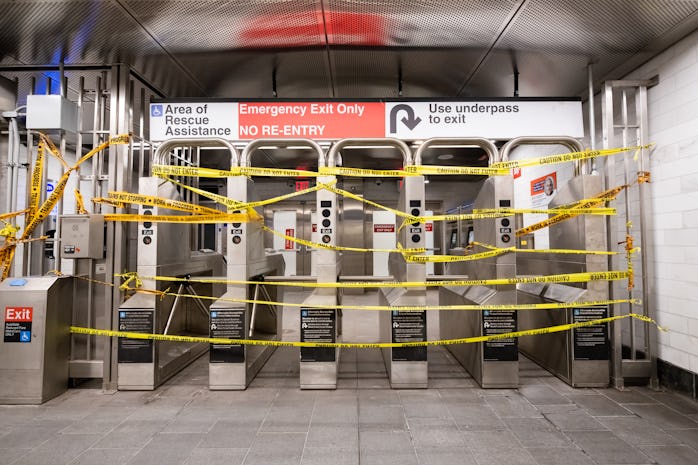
[621,29,698,373]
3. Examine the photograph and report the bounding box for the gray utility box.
[0,276,73,404]
[60,214,105,259]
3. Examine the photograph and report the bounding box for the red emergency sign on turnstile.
[285,229,295,250]
[425,223,433,232]
[5,307,33,322]
[238,102,385,139]
[374,224,395,233]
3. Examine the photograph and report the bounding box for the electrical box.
[59,214,104,259]
[26,95,78,133]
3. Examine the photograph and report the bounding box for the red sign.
[530,172,557,196]
[374,224,395,233]
[512,167,522,179]
[5,307,33,322]
[284,228,295,250]
[425,223,433,232]
[312,224,317,233]
[295,180,310,191]
[238,102,385,139]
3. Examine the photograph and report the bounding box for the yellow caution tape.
[260,225,425,254]
[404,247,513,263]
[319,183,420,222]
[473,207,615,216]
[0,210,28,221]
[104,192,224,216]
[236,167,319,177]
[2,133,129,279]
[74,189,88,214]
[516,184,627,237]
[40,133,71,170]
[104,213,251,224]
[472,242,616,256]
[152,164,231,178]
[165,176,334,211]
[69,313,663,349]
[491,144,653,169]
[117,280,640,311]
[131,269,631,289]
[28,140,45,220]
[404,165,510,176]
[319,166,414,177]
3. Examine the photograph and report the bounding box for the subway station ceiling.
[1,0,697,99]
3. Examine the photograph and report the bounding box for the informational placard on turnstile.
[573,306,609,360]
[117,310,154,363]
[483,310,518,361]
[4,306,33,343]
[300,308,336,362]
[391,310,427,362]
[209,309,245,363]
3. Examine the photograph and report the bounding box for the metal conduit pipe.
[240,138,325,168]
[327,138,412,168]
[152,138,239,171]
[500,136,584,175]
[413,137,498,166]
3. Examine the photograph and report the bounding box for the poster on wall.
[530,172,557,209]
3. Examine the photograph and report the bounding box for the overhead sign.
[149,100,582,141]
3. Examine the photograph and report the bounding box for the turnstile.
[300,140,340,389]
[208,139,295,390]
[440,175,519,388]
[0,276,73,404]
[374,139,428,388]
[516,175,610,387]
[117,141,226,390]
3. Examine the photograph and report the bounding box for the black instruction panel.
[300,308,336,362]
[483,310,518,361]
[210,308,246,363]
[573,306,609,360]
[391,310,427,362]
[117,310,154,363]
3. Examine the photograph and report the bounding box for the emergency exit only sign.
[149,99,582,141]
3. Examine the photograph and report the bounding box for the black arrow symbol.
[389,104,422,133]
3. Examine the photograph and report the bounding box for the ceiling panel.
[0,0,697,99]
[123,0,325,50]
[324,0,520,47]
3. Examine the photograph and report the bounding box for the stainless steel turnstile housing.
[517,175,610,387]
[0,276,73,404]
[440,176,518,388]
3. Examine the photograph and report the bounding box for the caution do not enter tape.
[70,313,662,349]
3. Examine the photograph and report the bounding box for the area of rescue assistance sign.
[149,100,583,141]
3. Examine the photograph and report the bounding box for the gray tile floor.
[0,347,697,465]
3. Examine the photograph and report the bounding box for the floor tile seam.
[567,429,657,464]
[5,448,29,465]
[300,391,321,465]
[240,387,280,465]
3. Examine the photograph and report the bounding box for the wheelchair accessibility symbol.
[151,105,163,117]
[20,331,31,342]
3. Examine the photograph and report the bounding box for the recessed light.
[437,154,454,160]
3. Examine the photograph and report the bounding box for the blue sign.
[20,331,31,342]
[211,311,217,318]
[119,311,126,318]
[151,105,163,117]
